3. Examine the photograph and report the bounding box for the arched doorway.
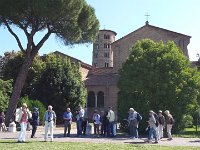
[87,91,95,107]
[97,91,104,108]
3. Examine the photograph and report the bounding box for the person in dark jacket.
[31,107,39,138]
[100,110,108,137]
[157,110,165,140]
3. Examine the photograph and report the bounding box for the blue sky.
[0,0,200,64]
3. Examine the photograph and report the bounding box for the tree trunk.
[5,53,35,125]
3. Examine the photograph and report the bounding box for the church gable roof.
[112,24,191,45]
[52,51,92,70]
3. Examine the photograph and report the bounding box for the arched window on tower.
[105,62,109,68]
[104,34,110,39]
[87,91,95,107]
[97,91,104,108]
[104,43,110,48]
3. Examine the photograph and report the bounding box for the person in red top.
[16,103,32,143]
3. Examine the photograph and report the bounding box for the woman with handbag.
[15,103,32,143]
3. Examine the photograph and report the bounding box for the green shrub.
[181,115,194,128]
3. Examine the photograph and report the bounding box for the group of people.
[14,103,117,142]
[128,108,174,144]
[15,104,56,142]
[1,103,174,144]
[64,106,116,138]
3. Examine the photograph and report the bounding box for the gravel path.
[0,126,199,147]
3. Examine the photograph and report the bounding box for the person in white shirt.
[15,103,32,143]
[76,105,85,137]
[106,107,115,137]
[128,108,138,139]
[147,110,158,144]
[44,105,56,142]
[93,110,101,137]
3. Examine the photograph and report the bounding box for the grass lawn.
[0,141,199,150]
[174,127,200,138]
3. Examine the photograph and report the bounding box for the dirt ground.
[0,125,199,147]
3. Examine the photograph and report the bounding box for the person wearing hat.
[31,107,39,138]
[146,110,158,144]
[165,110,174,140]
[15,103,32,142]
[157,110,165,140]
[44,105,56,142]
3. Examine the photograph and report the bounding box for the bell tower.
[92,30,117,68]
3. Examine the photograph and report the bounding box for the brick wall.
[112,24,190,71]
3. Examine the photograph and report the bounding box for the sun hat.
[22,103,27,108]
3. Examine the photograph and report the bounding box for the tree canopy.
[0,0,99,47]
[0,0,99,124]
[36,54,86,123]
[118,39,200,132]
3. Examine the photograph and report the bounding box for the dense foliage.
[35,54,86,123]
[118,39,200,132]
[2,52,86,123]
[0,79,12,112]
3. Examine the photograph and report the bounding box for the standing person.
[157,110,165,140]
[0,112,6,132]
[82,107,88,135]
[165,110,174,140]
[44,105,56,142]
[76,105,85,137]
[107,107,115,137]
[15,103,32,143]
[63,107,73,137]
[93,110,101,137]
[100,110,108,137]
[31,107,39,138]
[147,110,158,144]
[128,108,138,139]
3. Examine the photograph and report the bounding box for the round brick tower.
[92,30,117,68]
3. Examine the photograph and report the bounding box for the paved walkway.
[0,126,200,147]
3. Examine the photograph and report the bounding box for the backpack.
[170,117,175,124]
[154,114,159,127]
[136,113,142,121]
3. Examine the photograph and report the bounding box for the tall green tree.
[0,0,99,124]
[118,39,200,132]
[36,54,86,123]
[0,79,12,112]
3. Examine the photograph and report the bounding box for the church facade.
[85,22,191,117]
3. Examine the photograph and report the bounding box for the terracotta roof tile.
[85,73,119,86]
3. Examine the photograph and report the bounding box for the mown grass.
[0,140,199,150]
[174,127,200,138]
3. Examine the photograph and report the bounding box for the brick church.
[55,21,191,117]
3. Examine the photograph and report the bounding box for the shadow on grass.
[124,141,147,145]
